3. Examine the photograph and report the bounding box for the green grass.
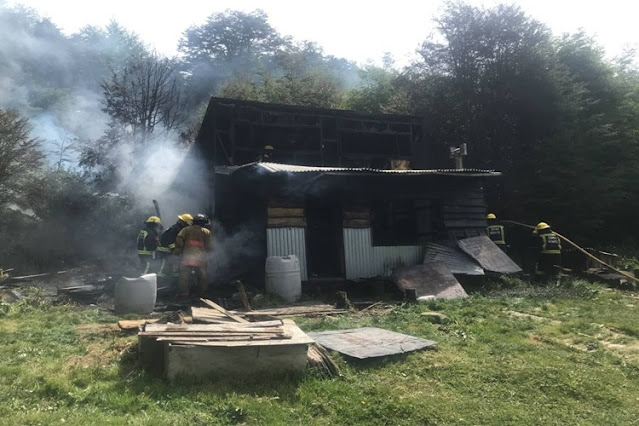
[1,280,639,425]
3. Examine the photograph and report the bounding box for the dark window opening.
[371,200,418,246]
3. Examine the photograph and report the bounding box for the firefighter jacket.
[158,223,186,254]
[537,231,562,255]
[487,225,506,245]
[174,225,212,267]
[137,225,160,258]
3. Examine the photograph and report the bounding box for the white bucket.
[265,255,302,303]
[114,273,157,314]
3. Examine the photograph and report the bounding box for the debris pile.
[138,298,314,381]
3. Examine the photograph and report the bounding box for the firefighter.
[257,145,274,162]
[535,222,562,276]
[137,216,162,275]
[174,213,213,297]
[157,213,193,284]
[486,213,506,251]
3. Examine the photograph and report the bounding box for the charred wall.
[197,98,427,168]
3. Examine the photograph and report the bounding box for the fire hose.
[501,220,639,284]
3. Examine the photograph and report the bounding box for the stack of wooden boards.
[138,298,314,381]
[191,303,347,323]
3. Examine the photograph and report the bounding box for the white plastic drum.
[114,273,157,314]
[265,255,302,303]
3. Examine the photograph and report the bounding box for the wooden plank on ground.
[144,320,282,332]
[200,298,249,323]
[191,307,237,323]
[236,304,345,317]
[170,320,314,347]
[234,280,252,311]
[118,319,160,330]
[139,329,286,336]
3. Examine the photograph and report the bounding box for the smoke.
[0,5,131,164]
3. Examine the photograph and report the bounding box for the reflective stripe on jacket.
[159,223,184,254]
[487,225,506,245]
[137,227,159,256]
[540,233,562,254]
[175,225,212,266]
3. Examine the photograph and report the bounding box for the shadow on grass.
[115,343,304,402]
[345,352,412,372]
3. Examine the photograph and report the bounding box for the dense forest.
[2,2,639,271]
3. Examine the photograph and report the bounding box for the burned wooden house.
[194,98,502,284]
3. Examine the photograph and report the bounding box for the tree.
[101,53,187,143]
[180,9,287,64]
[0,109,44,206]
[178,9,289,107]
[342,55,409,114]
[71,20,146,90]
[218,43,344,108]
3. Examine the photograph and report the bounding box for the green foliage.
[219,44,345,108]
[342,59,409,114]
[0,109,44,206]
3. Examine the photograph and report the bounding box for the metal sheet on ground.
[391,262,468,299]
[424,242,484,275]
[308,327,437,359]
[457,236,522,273]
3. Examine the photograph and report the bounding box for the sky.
[6,0,639,66]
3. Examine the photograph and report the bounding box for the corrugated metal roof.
[423,242,485,275]
[216,162,501,177]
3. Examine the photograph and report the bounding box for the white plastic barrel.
[114,273,157,314]
[265,255,302,303]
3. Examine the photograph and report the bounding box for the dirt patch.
[66,340,134,368]
[551,324,639,361]
[75,323,119,336]
[505,310,562,325]
[0,320,20,333]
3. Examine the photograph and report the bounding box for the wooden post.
[234,280,252,311]
[335,291,352,309]
[405,288,417,303]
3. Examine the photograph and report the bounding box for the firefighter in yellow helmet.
[258,145,274,162]
[534,222,562,276]
[486,213,506,251]
[157,214,193,285]
[174,214,213,297]
[137,216,162,275]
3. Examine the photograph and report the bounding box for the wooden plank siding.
[267,201,306,228]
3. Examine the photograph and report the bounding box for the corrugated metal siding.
[424,242,484,275]
[266,228,308,281]
[343,228,423,280]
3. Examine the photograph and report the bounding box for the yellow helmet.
[146,216,162,224]
[178,213,193,225]
[264,145,274,150]
[486,213,497,220]
[536,222,550,231]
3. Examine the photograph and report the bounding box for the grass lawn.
[1,279,638,425]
